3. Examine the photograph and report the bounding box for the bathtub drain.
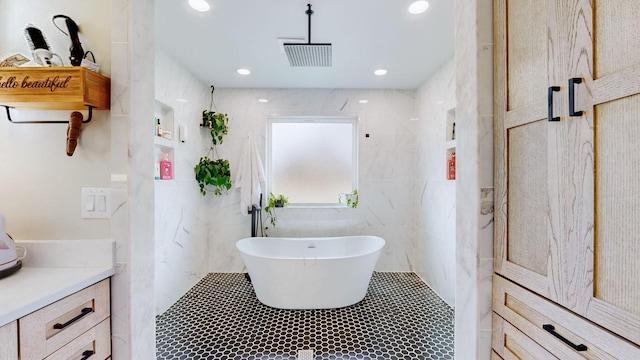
[297,349,314,360]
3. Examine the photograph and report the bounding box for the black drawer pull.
[80,350,94,360]
[569,77,583,116]
[543,324,588,351]
[548,86,561,121]
[53,307,93,330]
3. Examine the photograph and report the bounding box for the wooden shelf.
[0,67,110,110]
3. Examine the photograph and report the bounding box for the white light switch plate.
[82,188,111,219]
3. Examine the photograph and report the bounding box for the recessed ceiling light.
[359,99,369,104]
[374,69,388,76]
[408,1,429,14]
[409,117,420,121]
[176,98,188,103]
[237,68,251,75]
[436,100,444,104]
[258,98,269,103]
[188,0,210,12]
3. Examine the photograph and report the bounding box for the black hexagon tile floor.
[156,272,454,360]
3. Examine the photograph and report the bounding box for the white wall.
[0,0,111,239]
[415,58,457,307]
[202,88,421,273]
[153,48,211,314]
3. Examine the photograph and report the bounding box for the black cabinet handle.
[80,350,94,360]
[548,86,561,121]
[569,77,583,116]
[53,307,93,330]
[543,324,588,351]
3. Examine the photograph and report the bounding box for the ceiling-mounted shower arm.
[282,2,331,67]
[306,4,313,44]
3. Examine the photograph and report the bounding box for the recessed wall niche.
[445,108,456,180]
[154,100,175,182]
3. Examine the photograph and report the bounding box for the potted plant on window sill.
[194,110,232,196]
[341,189,358,208]
[264,193,289,227]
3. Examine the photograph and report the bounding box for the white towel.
[234,133,266,216]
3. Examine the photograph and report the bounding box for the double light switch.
[82,188,110,219]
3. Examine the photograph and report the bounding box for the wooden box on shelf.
[0,67,110,110]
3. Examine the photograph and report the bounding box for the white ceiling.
[155,0,454,89]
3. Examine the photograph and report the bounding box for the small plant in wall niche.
[194,86,232,196]
[264,193,289,227]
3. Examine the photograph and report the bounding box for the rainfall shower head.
[283,4,332,67]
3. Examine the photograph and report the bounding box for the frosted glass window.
[267,116,358,205]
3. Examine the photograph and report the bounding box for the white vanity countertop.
[0,239,115,327]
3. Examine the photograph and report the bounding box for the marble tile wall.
[110,0,131,357]
[454,0,495,359]
[127,0,157,356]
[203,88,420,273]
[153,49,211,314]
[415,58,457,307]
[110,0,157,358]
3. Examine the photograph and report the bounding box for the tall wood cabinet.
[493,0,640,358]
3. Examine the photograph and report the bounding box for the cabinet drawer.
[493,275,640,359]
[44,318,110,360]
[19,279,110,360]
[493,313,557,359]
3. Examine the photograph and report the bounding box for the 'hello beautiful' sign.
[0,75,72,92]
[0,68,110,110]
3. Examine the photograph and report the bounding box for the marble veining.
[206,88,419,273]
[454,0,495,359]
[154,49,211,314]
[414,58,457,307]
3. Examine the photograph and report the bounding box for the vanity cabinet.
[0,279,111,360]
[0,321,18,359]
[493,0,640,357]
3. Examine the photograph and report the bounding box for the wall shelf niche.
[445,107,456,180]
[154,100,176,182]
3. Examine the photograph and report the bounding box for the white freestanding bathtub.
[236,236,385,309]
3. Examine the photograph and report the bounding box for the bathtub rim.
[235,235,385,261]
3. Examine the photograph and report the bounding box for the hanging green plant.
[194,157,232,196]
[201,110,229,145]
[195,87,232,196]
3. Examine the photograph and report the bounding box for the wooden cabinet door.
[544,0,596,313]
[494,0,593,307]
[494,0,556,301]
[578,0,640,346]
[0,321,18,360]
[496,0,640,346]
[495,0,598,310]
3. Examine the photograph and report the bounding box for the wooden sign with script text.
[0,67,110,110]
